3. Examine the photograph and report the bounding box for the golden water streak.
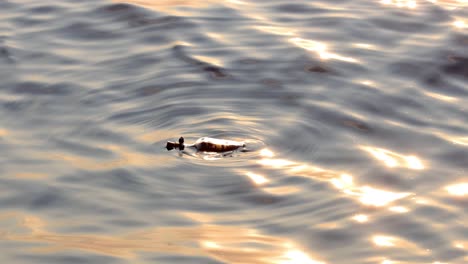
[0,213,325,264]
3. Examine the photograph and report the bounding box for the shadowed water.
[0,0,467,263]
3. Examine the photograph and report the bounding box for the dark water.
[1,0,467,263]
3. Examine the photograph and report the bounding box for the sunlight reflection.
[360,80,377,86]
[373,235,396,247]
[436,132,468,146]
[445,182,468,196]
[389,206,409,213]
[262,186,301,195]
[289,37,358,63]
[238,167,301,195]
[352,214,369,223]
[256,25,295,36]
[380,0,417,8]
[13,172,48,179]
[258,158,296,168]
[48,144,175,170]
[331,174,354,190]
[245,171,269,185]
[453,20,467,29]
[115,0,218,15]
[353,43,378,50]
[361,146,425,170]
[372,234,426,254]
[277,249,325,264]
[358,186,411,207]
[258,155,411,207]
[454,241,466,249]
[1,213,326,264]
[424,91,458,102]
[0,128,8,137]
[382,260,398,264]
[260,148,275,158]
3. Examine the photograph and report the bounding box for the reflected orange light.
[380,0,417,8]
[2,213,327,263]
[328,174,411,207]
[0,129,8,137]
[360,80,376,86]
[361,146,425,170]
[331,174,353,190]
[13,172,48,179]
[202,240,221,249]
[372,234,426,254]
[389,206,409,213]
[436,132,468,146]
[453,20,466,28]
[192,55,223,67]
[278,249,325,264]
[181,212,214,223]
[258,154,411,207]
[454,241,466,249]
[256,26,295,36]
[289,37,358,63]
[114,0,219,15]
[372,235,396,247]
[353,43,377,50]
[451,137,468,146]
[405,156,424,170]
[260,148,275,158]
[359,186,410,207]
[245,172,269,185]
[263,186,301,195]
[48,144,176,170]
[424,91,458,102]
[258,158,296,168]
[445,183,468,196]
[352,214,369,223]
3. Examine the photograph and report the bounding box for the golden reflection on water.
[435,132,468,146]
[424,91,458,102]
[361,146,424,170]
[260,148,275,158]
[388,206,409,213]
[116,0,217,15]
[352,214,369,223]
[13,172,48,179]
[0,213,326,264]
[356,186,411,207]
[47,144,175,170]
[289,37,358,63]
[380,0,417,9]
[445,182,468,196]
[257,153,412,207]
[453,20,467,29]
[116,0,251,16]
[373,234,397,247]
[239,168,301,195]
[255,25,295,36]
[372,234,431,258]
[245,171,269,185]
[0,128,8,137]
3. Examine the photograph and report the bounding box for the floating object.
[166,137,245,152]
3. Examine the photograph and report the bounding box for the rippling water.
[1,0,467,263]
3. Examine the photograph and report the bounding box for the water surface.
[0,0,467,263]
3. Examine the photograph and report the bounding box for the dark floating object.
[166,137,246,152]
[443,55,468,78]
[307,65,329,73]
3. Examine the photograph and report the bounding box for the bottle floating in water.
[166,137,246,152]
